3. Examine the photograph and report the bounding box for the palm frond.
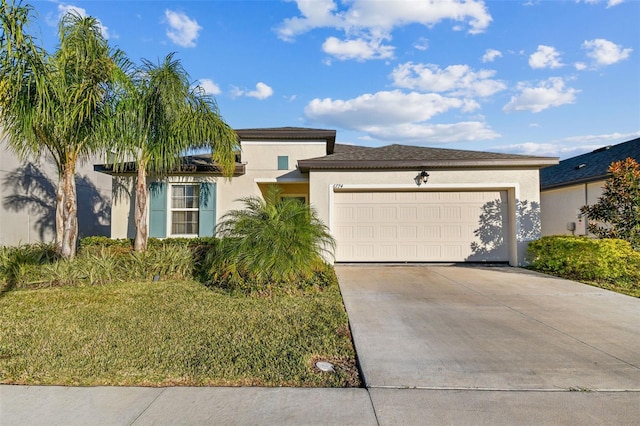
[215,185,336,284]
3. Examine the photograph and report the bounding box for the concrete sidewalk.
[0,386,376,425]
[2,384,640,425]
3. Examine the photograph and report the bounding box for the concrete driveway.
[336,265,640,391]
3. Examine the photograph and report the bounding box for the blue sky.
[30,0,639,159]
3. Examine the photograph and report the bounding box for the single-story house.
[97,127,558,266]
[540,137,639,236]
[0,135,112,246]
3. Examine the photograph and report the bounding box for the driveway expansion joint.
[128,387,166,425]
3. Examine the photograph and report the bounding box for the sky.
[26,0,640,159]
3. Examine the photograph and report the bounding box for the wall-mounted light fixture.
[414,170,430,186]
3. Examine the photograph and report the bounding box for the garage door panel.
[334,190,509,262]
[398,226,418,240]
[419,206,440,219]
[398,245,418,258]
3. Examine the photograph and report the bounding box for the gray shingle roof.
[299,143,558,172]
[540,138,639,190]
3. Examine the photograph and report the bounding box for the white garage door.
[333,190,509,262]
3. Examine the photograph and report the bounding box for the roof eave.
[93,163,246,177]
[541,173,610,191]
[298,158,559,173]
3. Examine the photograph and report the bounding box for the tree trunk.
[59,160,78,259]
[55,181,64,251]
[133,165,148,252]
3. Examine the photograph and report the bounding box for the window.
[149,181,216,238]
[277,155,289,170]
[171,184,199,235]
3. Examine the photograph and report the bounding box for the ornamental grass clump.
[0,239,202,289]
[0,243,58,290]
[210,185,336,294]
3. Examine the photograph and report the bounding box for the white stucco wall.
[540,181,604,236]
[216,141,325,221]
[1,139,112,246]
[307,168,543,266]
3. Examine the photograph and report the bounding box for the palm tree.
[0,1,119,258]
[106,53,238,252]
[215,185,336,284]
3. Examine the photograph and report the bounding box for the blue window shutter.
[199,182,216,237]
[149,182,167,238]
[277,155,288,170]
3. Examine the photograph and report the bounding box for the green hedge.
[527,236,640,288]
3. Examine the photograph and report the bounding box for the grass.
[0,280,360,387]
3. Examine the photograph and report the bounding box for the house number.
[333,184,343,189]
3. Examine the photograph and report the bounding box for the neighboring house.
[0,134,112,246]
[540,137,639,237]
[97,127,558,266]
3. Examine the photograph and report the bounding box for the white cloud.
[248,82,274,99]
[322,35,394,61]
[576,0,624,7]
[492,142,595,157]
[278,0,492,39]
[305,90,470,127]
[303,90,497,143]
[494,130,640,158]
[582,38,632,66]
[52,4,111,39]
[164,10,202,48]
[198,79,221,96]
[363,122,500,143]
[277,0,491,60]
[561,130,640,144]
[390,62,506,98]
[481,49,502,63]
[413,37,429,51]
[574,62,587,71]
[232,82,274,100]
[503,77,579,113]
[529,45,563,69]
[276,0,342,42]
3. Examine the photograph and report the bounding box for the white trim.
[164,176,216,184]
[254,177,310,183]
[166,183,200,238]
[241,140,326,146]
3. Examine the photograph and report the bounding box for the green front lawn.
[0,280,360,387]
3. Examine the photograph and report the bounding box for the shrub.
[527,236,640,288]
[580,158,640,249]
[212,185,335,291]
[207,256,337,296]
